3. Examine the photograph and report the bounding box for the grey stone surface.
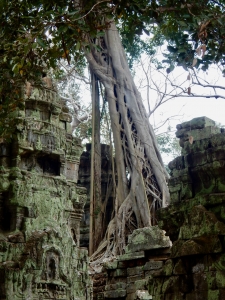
[125,226,171,253]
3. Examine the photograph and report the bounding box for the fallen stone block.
[125,226,171,253]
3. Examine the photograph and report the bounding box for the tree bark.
[92,73,103,252]
[86,21,170,260]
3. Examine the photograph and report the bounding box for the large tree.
[1,0,224,260]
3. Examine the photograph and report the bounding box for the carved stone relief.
[0,84,90,299]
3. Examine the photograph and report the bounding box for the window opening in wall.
[37,155,61,176]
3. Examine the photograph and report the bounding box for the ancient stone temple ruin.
[2,86,225,300]
[93,116,225,300]
[0,83,91,299]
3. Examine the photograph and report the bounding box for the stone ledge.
[104,289,126,298]
[125,226,171,254]
[117,251,145,261]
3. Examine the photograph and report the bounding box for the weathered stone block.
[162,276,179,294]
[161,259,174,276]
[93,286,105,293]
[192,161,225,195]
[152,295,164,300]
[186,291,208,300]
[168,156,185,171]
[104,289,126,298]
[213,253,225,272]
[183,133,225,155]
[93,272,108,280]
[185,150,208,168]
[96,292,104,300]
[163,275,191,294]
[93,277,107,288]
[127,266,144,277]
[126,292,137,300]
[135,290,152,299]
[177,126,220,147]
[126,290,152,300]
[193,273,208,291]
[149,277,164,295]
[192,263,205,274]
[164,293,185,300]
[118,251,145,261]
[105,282,127,291]
[173,259,186,275]
[208,289,220,300]
[143,260,163,271]
[59,112,72,123]
[168,169,191,182]
[179,205,225,240]
[206,271,217,290]
[171,236,222,258]
[127,274,145,283]
[216,270,225,288]
[125,226,171,254]
[168,170,193,202]
[176,117,215,131]
[127,279,147,293]
[109,268,127,278]
[147,269,163,278]
[118,260,136,269]
[185,146,225,169]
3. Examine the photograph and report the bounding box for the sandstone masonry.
[0,83,91,299]
[93,116,225,300]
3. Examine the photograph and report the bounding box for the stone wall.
[93,227,171,300]
[93,116,225,300]
[0,84,91,299]
[78,144,114,248]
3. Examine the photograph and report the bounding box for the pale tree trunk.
[92,73,103,253]
[85,22,170,261]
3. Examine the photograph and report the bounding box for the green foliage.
[1,0,225,136]
[149,1,225,72]
[0,0,104,137]
[157,133,181,171]
[116,0,225,72]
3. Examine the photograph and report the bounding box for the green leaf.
[68,11,78,15]
[12,63,19,74]
[96,31,105,37]
[178,21,186,27]
[76,41,81,51]
[36,37,46,48]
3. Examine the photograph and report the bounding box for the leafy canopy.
[1,0,225,136]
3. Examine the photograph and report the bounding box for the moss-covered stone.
[125,226,171,254]
[0,85,90,299]
[178,205,225,239]
[93,117,225,300]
